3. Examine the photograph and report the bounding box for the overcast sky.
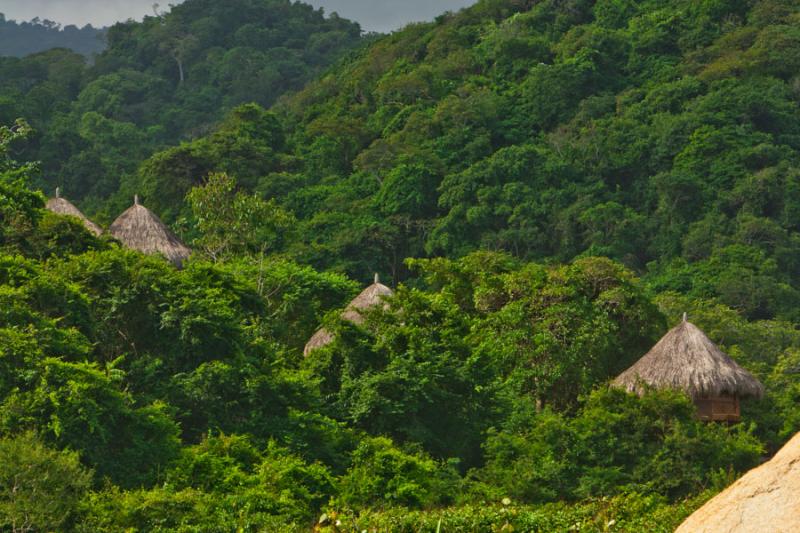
[0,0,477,33]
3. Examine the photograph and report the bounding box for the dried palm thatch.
[304,274,393,356]
[676,431,800,533]
[613,315,764,399]
[108,195,191,267]
[303,328,335,357]
[45,188,103,236]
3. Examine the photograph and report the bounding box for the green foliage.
[323,491,710,533]
[306,281,496,466]
[337,436,459,509]
[167,435,335,521]
[0,119,44,248]
[0,358,181,487]
[306,253,663,469]
[186,172,295,261]
[81,434,335,530]
[473,256,664,409]
[133,103,291,220]
[472,387,763,503]
[1,119,105,259]
[0,431,92,532]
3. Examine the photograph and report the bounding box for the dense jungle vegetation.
[2,0,800,531]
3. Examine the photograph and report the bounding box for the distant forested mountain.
[0,14,106,57]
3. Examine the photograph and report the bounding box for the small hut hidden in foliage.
[46,188,103,236]
[108,195,191,268]
[613,314,763,422]
[677,430,800,533]
[304,274,393,356]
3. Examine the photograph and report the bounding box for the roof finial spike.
[374,273,380,285]
[134,194,139,206]
[55,187,61,199]
[683,312,688,323]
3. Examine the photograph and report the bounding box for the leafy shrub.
[337,437,460,510]
[472,387,763,502]
[0,432,92,532]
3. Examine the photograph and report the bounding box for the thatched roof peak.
[108,196,191,267]
[341,275,393,324]
[45,189,103,236]
[304,274,393,356]
[613,318,764,399]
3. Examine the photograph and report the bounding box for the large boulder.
[677,432,800,533]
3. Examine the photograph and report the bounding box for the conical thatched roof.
[613,316,764,399]
[676,431,800,533]
[108,195,191,267]
[45,188,103,236]
[304,274,393,356]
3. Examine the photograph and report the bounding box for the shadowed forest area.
[0,14,106,57]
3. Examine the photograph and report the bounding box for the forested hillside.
[132,0,800,324]
[1,0,363,212]
[0,14,105,57]
[2,0,800,531]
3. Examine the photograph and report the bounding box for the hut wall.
[695,394,740,422]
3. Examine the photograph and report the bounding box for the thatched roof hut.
[304,274,393,356]
[45,188,103,236]
[676,431,800,533]
[613,315,763,421]
[108,195,191,267]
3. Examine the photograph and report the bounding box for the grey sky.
[0,1,477,33]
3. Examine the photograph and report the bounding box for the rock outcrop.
[676,432,800,533]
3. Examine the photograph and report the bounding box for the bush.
[337,436,460,510]
[0,432,92,532]
[320,491,710,533]
[81,435,336,530]
[472,387,763,503]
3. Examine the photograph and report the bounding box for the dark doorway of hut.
[694,392,741,423]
